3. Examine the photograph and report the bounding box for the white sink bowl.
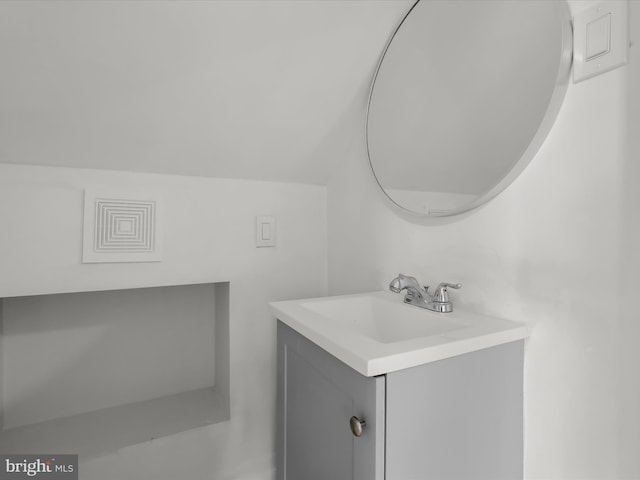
[270,291,528,376]
[300,295,465,343]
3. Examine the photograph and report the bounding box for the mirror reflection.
[367,0,572,216]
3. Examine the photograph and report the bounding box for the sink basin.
[270,291,528,376]
[300,295,465,344]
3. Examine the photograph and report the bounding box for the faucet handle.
[433,282,462,303]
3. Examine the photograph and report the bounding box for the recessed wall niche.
[0,282,229,457]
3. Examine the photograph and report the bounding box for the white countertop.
[270,291,529,377]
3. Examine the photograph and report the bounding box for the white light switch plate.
[573,1,629,83]
[256,215,276,247]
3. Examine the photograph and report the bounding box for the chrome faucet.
[389,273,462,313]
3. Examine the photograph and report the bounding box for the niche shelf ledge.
[0,386,229,458]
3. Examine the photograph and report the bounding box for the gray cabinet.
[277,322,385,480]
[277,321,524,480]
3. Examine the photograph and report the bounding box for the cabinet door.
[277,322,385,480]
[385,340,524,480]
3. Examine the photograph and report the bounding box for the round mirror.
[366,0,573,216]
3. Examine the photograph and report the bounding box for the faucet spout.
[389,277,402,293]
[389,274,427,299]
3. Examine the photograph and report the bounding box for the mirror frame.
[365,0,574,217]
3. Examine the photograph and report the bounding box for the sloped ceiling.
[0,0,410,184]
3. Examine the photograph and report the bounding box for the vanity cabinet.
[277,321,524,480]
[276,322,385,480]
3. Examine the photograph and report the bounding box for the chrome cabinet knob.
[349,416,366,437]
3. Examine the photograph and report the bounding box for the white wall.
[619,0,640,475]
[0,163,327,479]
[0,0,404,185]
[327,2,640,478]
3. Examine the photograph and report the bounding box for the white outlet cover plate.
[573,1,629,83]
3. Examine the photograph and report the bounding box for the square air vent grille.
[83,190,162,263]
